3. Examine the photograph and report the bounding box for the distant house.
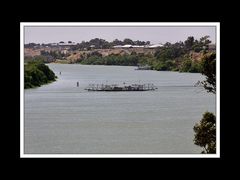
[113,44,163,49]
[113,44,138,48]
[61,49,68,54]
[90,45,95,49]
[122,44,133,48]
[132,45,144,48]
[113,44,133,48]
[113,45,123,48]
[146,44,164,48]
[51,43,58,46]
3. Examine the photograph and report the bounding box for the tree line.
[25,36,214,73]
[70,38,151,50]
[77,36,213,73]
[24,38,151,50]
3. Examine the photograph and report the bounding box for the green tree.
[193,112,216,154]
[201,52,216,93]
[36,63,56,81]
[193,52,216,154]
[112,39,123,46]
[180,58,192,72]
[184,36,195,51]
[24,61,57,89]
[189,61,202,73]
[123,38,134,45]
[200,35,211,50]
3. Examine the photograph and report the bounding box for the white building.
[122,44,133,48]
[51,43,58,46]
[113,45,124,48]
[132,45,145,48]
[113,44,163,49]
[146,44,164,48]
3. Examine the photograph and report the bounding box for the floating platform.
[85,83,157,91]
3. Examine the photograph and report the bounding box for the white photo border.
[20,22,220,158]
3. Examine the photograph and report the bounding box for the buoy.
[77,82,79,87]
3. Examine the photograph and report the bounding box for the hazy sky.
[24,26,216,44]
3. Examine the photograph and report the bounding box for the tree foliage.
[193,112,216,154]
[201,52,216,93]
[184,36,195,51]
[24,61,57,89]
[179,58,202,73]
[193,52,216,154]
[150,36,213,72]
[80,54,140,66]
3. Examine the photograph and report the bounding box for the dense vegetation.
[24,61,57,89]
[150,36,212,72]
[201,52,216,93]
[77,36,213,73]
[193,51,216,154]
[193,112,216,154]
[80,54,146,66]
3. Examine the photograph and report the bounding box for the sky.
[24,26,216,44]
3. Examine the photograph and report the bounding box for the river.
[24,64,215,154]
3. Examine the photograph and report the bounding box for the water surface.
[24,64,215,154]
